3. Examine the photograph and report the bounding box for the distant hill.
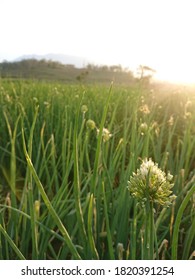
[0,58,136,84]
[15,53,89,68]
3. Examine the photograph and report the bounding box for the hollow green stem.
[149,201,154,259]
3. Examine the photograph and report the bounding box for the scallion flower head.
[140,122,148,135]
[97,127,112,142]
[86,119,96,130]
[127,158,176,206]
[81,105,88,113]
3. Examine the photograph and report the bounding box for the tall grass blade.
[73,116,87,247]
[182,213,195,259]
[171,185,195,259]
[102,182,115,259]
[87,194,99,259]
[21,127,81,260]
[0,224,25,260]
[92,82,113,194]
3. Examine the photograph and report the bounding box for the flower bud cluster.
[86,119,96,130]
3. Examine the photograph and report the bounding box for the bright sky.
[1,0,195,84]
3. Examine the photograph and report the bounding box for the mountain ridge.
[14,53,90,68]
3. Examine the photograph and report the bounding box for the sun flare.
[154,65,195,85]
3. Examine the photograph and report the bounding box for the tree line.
[0,59,154,84]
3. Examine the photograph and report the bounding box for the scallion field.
[0,79,194,260]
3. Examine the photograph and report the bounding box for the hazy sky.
[1,0,195,83]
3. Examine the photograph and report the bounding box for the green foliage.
[0,59,135,85]
[0,79,194,259]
